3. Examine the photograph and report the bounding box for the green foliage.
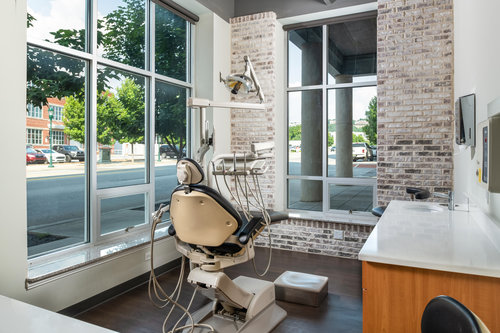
[362,96,377,145]
[100,0,146,69]
[352,133,366,143]
[27,0,187,157]
[27,46,85,107]
[27,12,35,28]
[63,79,144,147]
[63,96,85,144]
[328,133,334,147]
[112,78,145,145]
[154,5,187,80]
[50,28,86,52]
[288,125,301,141]
[155,82,186,159]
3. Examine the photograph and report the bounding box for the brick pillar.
[229,12,277,209]
[377,0,454,205]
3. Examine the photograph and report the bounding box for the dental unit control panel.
[475,97,500,193]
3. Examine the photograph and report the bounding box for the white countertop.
[358,200,500,278]
[0,295,117,333]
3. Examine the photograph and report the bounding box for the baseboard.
[59,257,182,317]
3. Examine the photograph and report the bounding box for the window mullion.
[322,24,328,212]
[89,0,99,243]
[148,1,156,224]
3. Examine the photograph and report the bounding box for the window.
[27,128,42,145]
[287,14,377,214]
[52,130,65,145]
[27,0,192,257]
[27,104,42,118]
[51,105,64,121]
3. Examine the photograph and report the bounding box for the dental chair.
[166,158,287,333]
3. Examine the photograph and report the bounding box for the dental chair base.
[184,270,286,333]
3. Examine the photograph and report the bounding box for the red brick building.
[26,97,70,149]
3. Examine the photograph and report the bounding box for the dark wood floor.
[76,248,362,333]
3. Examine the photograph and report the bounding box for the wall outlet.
[333,230,344,240]
[145,251,151,261]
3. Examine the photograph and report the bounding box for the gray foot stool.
[274,271,328,307]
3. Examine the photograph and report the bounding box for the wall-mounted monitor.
[456,93,476,147]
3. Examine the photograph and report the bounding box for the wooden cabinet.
[362,261,500,332]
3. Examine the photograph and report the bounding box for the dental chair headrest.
[177,158,204,185]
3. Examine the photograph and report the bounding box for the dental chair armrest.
[237,210,289,244]
[238,216,263,244]
[167,223,176,236]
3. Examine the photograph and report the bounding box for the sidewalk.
[26,155,177,178]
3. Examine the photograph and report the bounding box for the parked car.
[370,145,377,159]
[159,145,185,159]
[330,146,336,152]
[53,145,85,162]
[37,149,66,163]
[352,142,373,161]
[26,147,46,164]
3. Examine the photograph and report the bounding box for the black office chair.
[421,295,490,333]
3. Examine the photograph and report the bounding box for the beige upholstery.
[171,191,238,247]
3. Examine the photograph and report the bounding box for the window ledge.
[287,210,378,226]
[26,225,171,290]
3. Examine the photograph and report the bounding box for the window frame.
[26,0,193,259]
[285,18,377,216]
[50,105,64,121]
[52,130,65,145]
[26,128,43,145]
[27,103,42,118]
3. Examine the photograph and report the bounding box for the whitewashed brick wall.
[255,219,374,259]
[377,0,454,205]
[229,12,277,209]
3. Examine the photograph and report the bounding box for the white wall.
[194,12,232,194]
[0,0,29,303]
[454,0,500,221]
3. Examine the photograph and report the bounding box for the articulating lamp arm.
[244,55,265,103]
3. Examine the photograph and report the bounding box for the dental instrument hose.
[148,204,215,333]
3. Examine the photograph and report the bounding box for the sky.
[288,39,376,123]
[27,0,124,44]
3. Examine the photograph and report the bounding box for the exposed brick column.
[377,0,454,205]
[229,12,277,209]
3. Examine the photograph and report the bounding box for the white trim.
[278,2,378,26]
[284,8,377,214]
[287,209,377,226]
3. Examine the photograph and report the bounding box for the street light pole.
[48,106,54,168]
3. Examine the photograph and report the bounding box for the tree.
[288,125,301,141]
[328,133,334,147]
[353,133,367,143]
[63,91,123,147]
[27,0,188,159]
[62,96,85,144]
[155,83,186,160]
[112,78,145,161]
[27,46,85,108]
[363,96,377,145]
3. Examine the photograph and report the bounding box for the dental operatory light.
[220,55,265,103]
